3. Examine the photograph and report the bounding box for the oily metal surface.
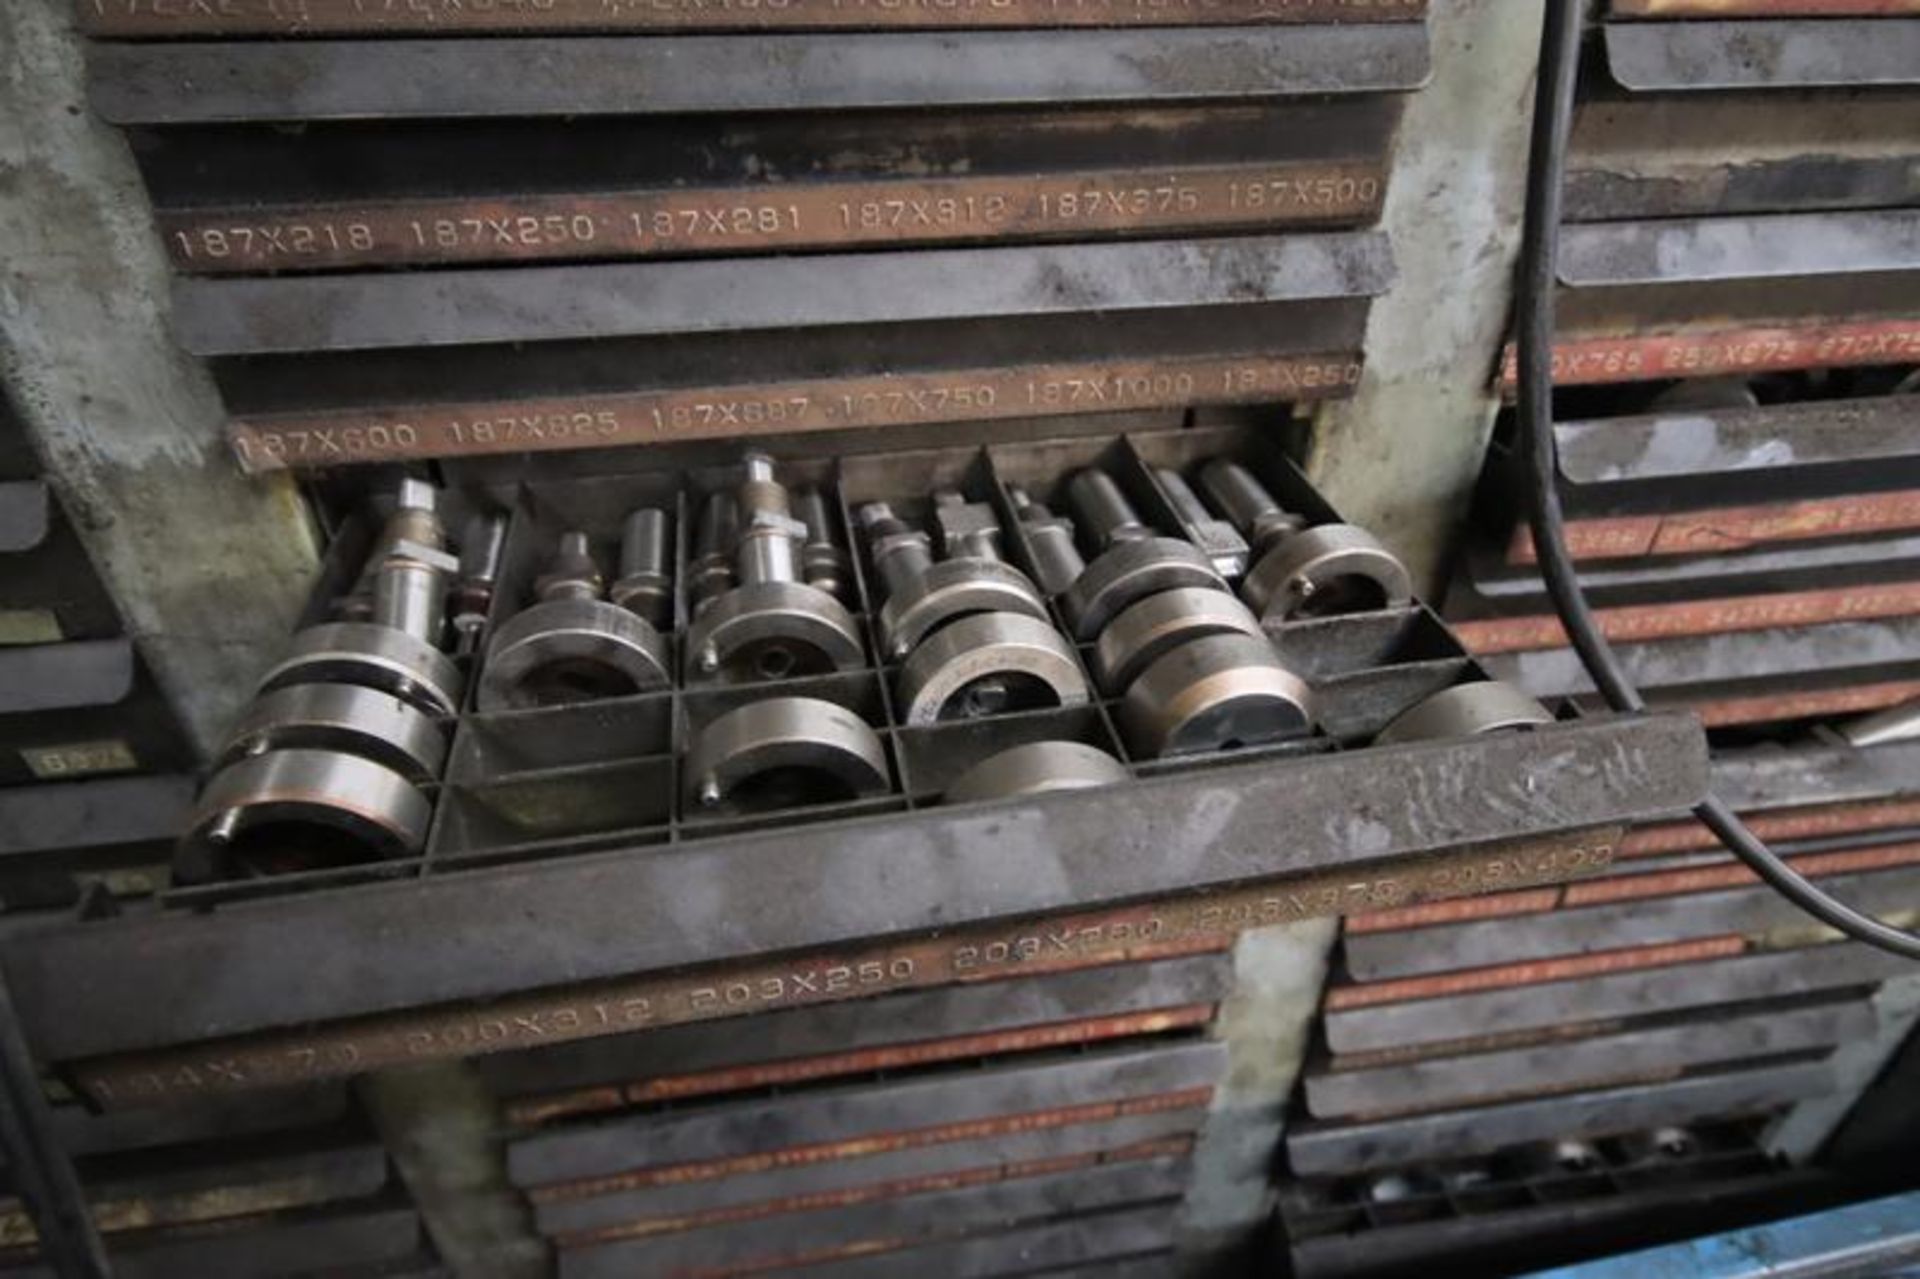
[510,1039,1222,1187]
[227,350,1365,471]
[1499,318,1920,389]
[1324,941,1911,1055]
[218,682,447,783]
[877,559,1047,660]
[683,697,890,807]
[257,621,464,719]
[1343,861,1920,981]
[1604,20,1920,90]
[1241,522,1412,620]
[87,30,1434,123]
[559,1157,1187,1279]
[1372,681,1553,745]
[69,825,1625,1107]
[1559,211,1920,288]
[172,231,1393,355]
[477,598,670,710]
[1118,632,1313,757]
[162,162,1390,275]
[532,1111,1203,1239]
[1060,537,1225,641]
[1285,1057,1836,1176]
[179,747,434,867]
[896,611,1089,724]
[81,0,1426,34]
[1479,616,1920,701]
[480,952,1230,1103]
[1303,995,1874,1119]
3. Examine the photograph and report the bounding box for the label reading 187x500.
[73,826,1619,1108]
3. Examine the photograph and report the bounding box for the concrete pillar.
[0,1,319,755]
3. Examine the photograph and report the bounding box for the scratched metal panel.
[3,714,1701,1076]
[1324,941,1909,1054]
[0,639,134,714]
[0,1206,422,1279]
[510,1039,1224,1187]
[557,1156,1187,1278]
[80,0,1425,34]
[1480,617,1920,700]
[1285,1057,1837,1177]
[755,1201,1178,1279]
[1303,993,1874,1118]
[1343,864,1920,981]
[1565,90,1920,221]
[1559,211,1920,288]
[133,102,1401,276]
[532,1106,1203,1238]
[85,30,1433,124]
[1604,20,1920,90]
[479,953,1231,1100]
[169,231,1392,356]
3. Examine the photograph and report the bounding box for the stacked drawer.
[0,400,194,917]
[75,0,1429,474]
[0,1085,440,1277]
[482,954,1230,1276]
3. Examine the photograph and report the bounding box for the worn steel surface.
[1500,318,1920,388]
[0,1205,423,1279]
[530,1114,1201,1237]
[1323,941,1908,1055]
[228,351,1365,473]
[1285,1057,1835,1176]
[1604,20,1920,90]
[171,231,1392,355]
[87,30,1434,124]
[80,0,1424,34]
[163,162,1389,275]
[481,953,1230,1107]
[0,774,192,855]
[1456,584,1920,656]
[558,1155,1186,1278]
[1704,740,1920,816]
[1560,211,1920,288]
[1343,860,1920,980]
[2,715,1696,1082]
[1304,994,1873,1118]
[0,639,133,714]
[513,1040,1222,1189]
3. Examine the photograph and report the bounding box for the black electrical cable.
[1517,1,1920,960]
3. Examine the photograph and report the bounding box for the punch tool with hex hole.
[477,519,671,712]
[685,453,863,683]
[864,490,1087,725]
[180,481,468,878]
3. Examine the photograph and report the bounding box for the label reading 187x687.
[229,351,1364,471]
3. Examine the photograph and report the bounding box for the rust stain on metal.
[1507,490,1920,565]
[1454,581,1920,655]
[81,0,1424,35]
[70,827,1620,1108]
[1687,681,1920,729]
[1325,936,1748,1009]
[164,163,1386,275]
[1565,840,1920,906]
[557,1136,1193,1247]
[1613,0,1920,14]
[503,1005,1215,1126]
[1345,887,1562,934]
[530,1087,1214,1201]
[228,351,1363,472]
[1622,799,1920,859]
[1498,318,1920,390]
